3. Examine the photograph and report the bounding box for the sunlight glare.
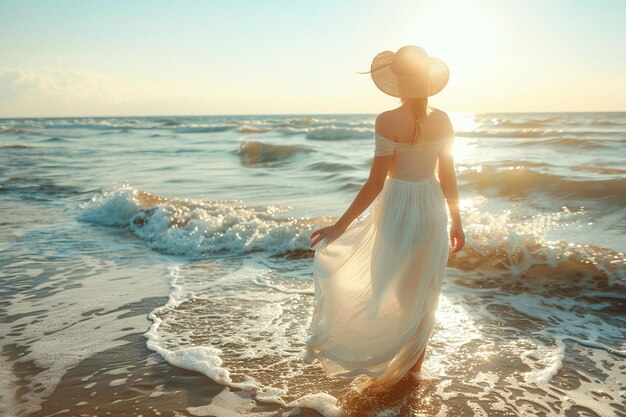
[404,0,499,82]
[448,111,477,163]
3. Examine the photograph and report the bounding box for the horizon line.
[2,109,625,120]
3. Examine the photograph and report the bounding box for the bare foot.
[410,362,423,372]
[410,348,426,372]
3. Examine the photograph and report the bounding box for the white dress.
[303,127,453,390]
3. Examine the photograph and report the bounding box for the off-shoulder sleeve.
[374,134,394,156]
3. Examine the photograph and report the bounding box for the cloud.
[0,67,243,117]
[0,68,138,116]
[0,68,127,102]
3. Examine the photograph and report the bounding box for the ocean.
[1,112,624,417]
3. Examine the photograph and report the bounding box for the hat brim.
[371,50,449,98]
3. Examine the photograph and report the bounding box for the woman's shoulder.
[374,110,398,141]
[377,106,449,120]
[375,109,397,125]
[429,107,454,133]
[375,107,452,139]
[429,107,450,120]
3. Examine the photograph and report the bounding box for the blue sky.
[1,0,625,116]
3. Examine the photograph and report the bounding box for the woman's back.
[376,106,453,144]
[374,106,454,182]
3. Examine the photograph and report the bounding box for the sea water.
[1,112,624,416]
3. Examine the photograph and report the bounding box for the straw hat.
[370,45,449,98]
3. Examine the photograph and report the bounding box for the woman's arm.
[335,155,391,230]
[438,151,462,225]
[437,119,465,254]
[309,157,391,249]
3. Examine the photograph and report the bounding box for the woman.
[303,45,465,391]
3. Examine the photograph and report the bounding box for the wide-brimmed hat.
[370,45,449,98]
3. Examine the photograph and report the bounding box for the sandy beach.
[23,307,324,417]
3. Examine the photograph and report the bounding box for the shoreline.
[24,316,324,417]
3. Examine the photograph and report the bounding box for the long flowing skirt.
[304,175,450,389]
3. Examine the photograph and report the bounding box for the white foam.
[140,251,626,417]
[428,281,624,416]
[104,366,131,376]
[0,352,20,417]
[108,378,127,387]
[520,340,564,384]
[186,387,275,417]
[282,407,302,416]
[78,186,625,282]
[144,261,343,417]
[284,393,343,417]
[79,186,317,257]
[373,406,401,417]
[251,272,314,295]
[239,126,275,134]
[457,208,625,280]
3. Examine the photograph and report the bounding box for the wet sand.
[13,322,626,417]
[21,332,449,417]
[24,319,324,417]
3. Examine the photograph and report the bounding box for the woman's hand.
[309,223,347,249]
[449,221,465,256]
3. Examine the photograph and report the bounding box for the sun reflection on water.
[448,111,478,164]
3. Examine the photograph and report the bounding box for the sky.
[0,0,625,117]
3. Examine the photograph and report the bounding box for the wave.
[239,126,274,134]
[277,127,308,136]
[3,177,85,200]
[517,137,610,149]
[173,125,237,134]
[157,119,183,127]
[1,127,39,135]
[0,144,31,149]
[16,119,239,133]
[305,127,372,141]
[305,161,356,173]
[573,165,626,175]
[40,137,68,143]
[78,186,323,257]
[278,117,320,126]
[458,129,626,140]
[42,121,138,130]
[589,119,624,126]
[482,118,625,129]
[490,120,556,129]
[79,187,625,283]
[456,130,561,139]
[459,167,626,204]
[236,140,313,165]
[449,210,626,289]
[135,209,624,417]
